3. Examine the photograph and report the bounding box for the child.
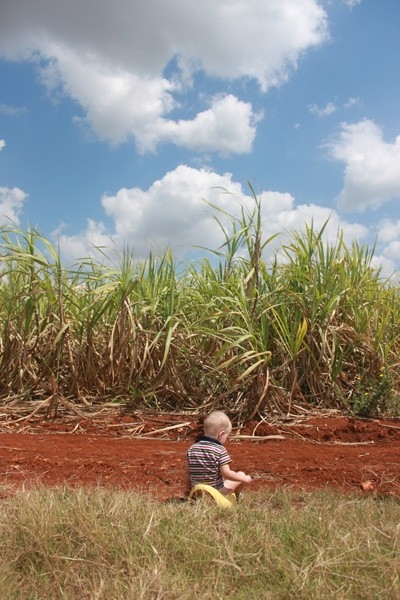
[185,410,251,497]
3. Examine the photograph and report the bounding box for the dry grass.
[0,486,399,599]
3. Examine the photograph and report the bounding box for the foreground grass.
[0,487,399,599]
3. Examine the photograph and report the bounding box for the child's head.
[203,410,232,443]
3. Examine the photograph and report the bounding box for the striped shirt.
[186,435,231,490]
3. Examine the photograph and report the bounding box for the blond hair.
[203,410,232,438]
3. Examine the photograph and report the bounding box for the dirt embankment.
[0,413,399,500]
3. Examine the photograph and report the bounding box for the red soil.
[1,412,399,500]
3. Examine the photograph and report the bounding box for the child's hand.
[237,470,252,483]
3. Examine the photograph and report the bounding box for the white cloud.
[158,95,261,155]
[376,218,400,245]
[344,97,361,109]
[53,219,111,261]
[100,166,243,255]
[0,140,6,151]
[369,253,397,280]
[378,241,400,265]
[0,103,26,116]
[40,47,177,150]
[0,0,328,153]
[0,186,28,225]
[309,102,337,117]
[309,97,362,118]
[342,0,362,9]
[260,197,368,262]
[329,120,400,212]
[370,220,400,279]
[374,219,400,277]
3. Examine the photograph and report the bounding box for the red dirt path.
[1,412,399,500]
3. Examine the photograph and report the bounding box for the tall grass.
[1,189,400,420]
[0,486,399,599]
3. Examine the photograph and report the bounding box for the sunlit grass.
[0,486,399,599]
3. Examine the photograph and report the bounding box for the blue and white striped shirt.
[186,435,231,489]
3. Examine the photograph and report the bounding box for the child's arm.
[220,463,251,483]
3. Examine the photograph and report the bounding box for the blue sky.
[0,0,399,274]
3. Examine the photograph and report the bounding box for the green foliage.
[1,186,400,421]
[351,367,399,417]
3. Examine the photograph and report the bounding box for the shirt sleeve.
[219,447,231,466]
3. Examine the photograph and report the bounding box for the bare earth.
[0,412,399,500]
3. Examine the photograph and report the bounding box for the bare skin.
[220,463,251,494]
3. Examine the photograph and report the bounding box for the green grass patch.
[1,486,399,599]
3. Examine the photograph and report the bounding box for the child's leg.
[220,471,247,495]
[220,482,243,495]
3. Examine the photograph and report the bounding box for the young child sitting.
[185,410,251,498]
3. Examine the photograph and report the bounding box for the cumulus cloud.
[377,218,400,245]
[55,165,369,264]
[0,0,328,153]
[158,95,261,155]
[52,219,111,261]
[373,219,400,277]
[0,140,6,151]
[38,49,258,154]
[40,47,177,150]
[329,120,400,212]
[0,186,28,225]
[100,166,243,255]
